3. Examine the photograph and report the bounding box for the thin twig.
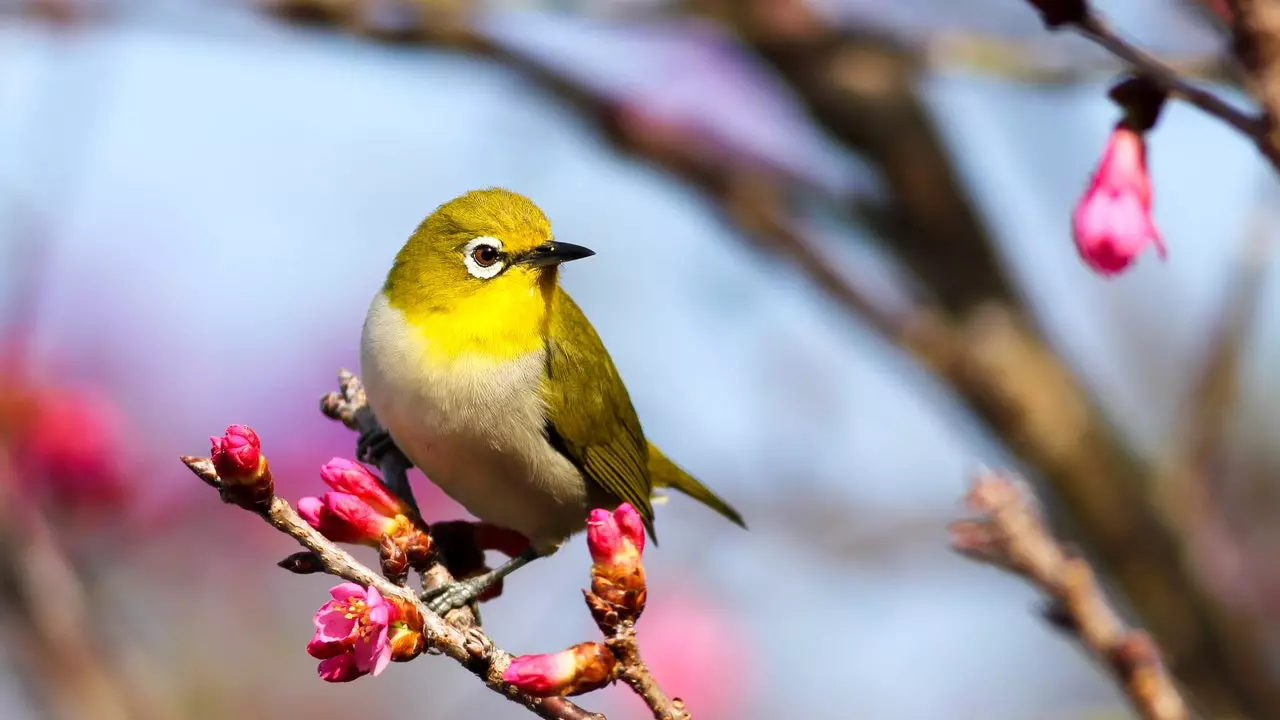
[605,624,689,720]
[950,473,1189,720]
[179,456,603,720]
[1074,12,1264,139]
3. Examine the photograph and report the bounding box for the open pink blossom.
[586,503,645,569]
[298,491,399,545]
[319,457,407,517]
[1072,125,1165,276]
[307,583,392,682]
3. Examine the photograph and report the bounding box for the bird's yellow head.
[383,188,594,364]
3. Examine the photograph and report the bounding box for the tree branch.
[1075,12,1263,140]
[179,454,603,720]
[1230,0,1280,162]
[951,473,1189,720]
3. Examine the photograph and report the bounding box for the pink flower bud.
[585,504,648,627]
[502,642,617,697]
[1072,125,1165,276]
[299,492,398,545]
[210,425,263,483]
[586,503,644,568]
[319,457,407,517]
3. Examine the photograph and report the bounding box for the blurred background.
[2,0,1278,718]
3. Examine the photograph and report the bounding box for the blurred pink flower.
[625,586,750,720]
[503,642,617,697]
[10,384,132,516]
[297,491,400,546]
[318,457,406,517]
[1072,125,1164,276]
[587,503,645,569]
[307,583,392,682]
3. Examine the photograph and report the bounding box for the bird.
[359,187,745,614]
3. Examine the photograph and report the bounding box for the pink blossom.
[307,583,392,682]
[1072,125,1165,276]
[16,386,131,513]
[628,586,751,719]
[298,491,398,545]
[319,457,406,517]
[210,425,263,483]
[586,503,645,569]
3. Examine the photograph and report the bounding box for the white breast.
[359,292,588,552]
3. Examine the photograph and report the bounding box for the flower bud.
[586,504,644,568]
[1072,124,1164,276]
[585,504,647,623]
[319,457,407,517]
[398,526,434,570]
[210,425,263,482]
[388,624,425,662]
[502,642,618,697]
[210,424,273,511]
[278,551,325,575]
[379,534,409,585]
[299,492,399,545]
[385,595,425,661]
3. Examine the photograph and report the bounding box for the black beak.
[519,241,596,268]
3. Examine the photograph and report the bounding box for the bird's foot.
[422,575,493,617]
[356,426,398,466]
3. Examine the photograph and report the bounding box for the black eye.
[472,244,500,267]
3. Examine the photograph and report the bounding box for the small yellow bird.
[360,187,745,613]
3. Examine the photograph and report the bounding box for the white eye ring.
[463,236,505,279]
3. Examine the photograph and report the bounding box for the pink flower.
[630,586,752,720]
[1072,125,1165,276]
[298,492,399,546]
[16,387,131,513]
[319,457,407,517]
[307,583,392,682]
[502,642,617,696]
[210,425,264,483]
[586,503,645,569]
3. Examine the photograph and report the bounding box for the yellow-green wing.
[543,289,657,540]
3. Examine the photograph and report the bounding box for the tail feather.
[647,443,747,529]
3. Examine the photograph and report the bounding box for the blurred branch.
[180,454,604,720]
[951,473,1189,720]
[250,3,1280,715]
[1231,0,1280,163]
[0,446,158,720]
[925,33,1234,86]
[1171,207,1273,521]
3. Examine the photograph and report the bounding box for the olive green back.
[543,290,658,540]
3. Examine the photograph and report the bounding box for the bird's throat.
[390,270,557,367]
